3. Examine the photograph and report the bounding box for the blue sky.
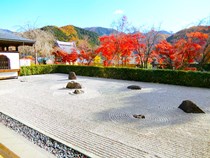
[0,0,209,33]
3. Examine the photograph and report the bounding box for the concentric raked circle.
[108,107,191,128]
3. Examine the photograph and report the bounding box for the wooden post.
[34,45,38,65]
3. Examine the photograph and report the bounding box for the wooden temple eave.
[0,39,34,47]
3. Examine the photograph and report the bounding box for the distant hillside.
[84,27,117,36]
[158,30,172,35]
[156,30,172,41]
[74,26,99,45]
[41,26,69,42]
[41,25,99,46]
[0,29,13,33]
[167,26,210,43]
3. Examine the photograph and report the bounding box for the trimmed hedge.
[190,63,210,71]
[203,64,210,71]
[20,65,58,76]
[20,65,210,88]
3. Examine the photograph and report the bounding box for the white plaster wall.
[20,59,31,66]
[0,72,18,78]
[0,52,20,69]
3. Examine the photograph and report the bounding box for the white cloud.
[114,9,124,15]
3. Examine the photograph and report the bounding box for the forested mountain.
[84,27,117,36]
[156,30,172,41]
[41,26,69,42]
[40,25,174,46]
[74,26,99,45]
[19,24,210,52]
[41,25,99,46]
[167,26,210,43]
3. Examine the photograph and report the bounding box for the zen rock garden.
[0,73,209,158]
[66,72,83,95]
[66,72,206,116]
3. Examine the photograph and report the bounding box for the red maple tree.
[131,33,146,67]
[78,49,98,65]
[186,32,209,68]
[52,48,78,64]
[152,40,177,69]
[153,32,208,69]
[62,49,78,64]
[96,33,138,66]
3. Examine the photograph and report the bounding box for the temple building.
[0,29,35,79]
[53,40,77,63]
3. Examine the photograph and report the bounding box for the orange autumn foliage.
[153,32,209,69]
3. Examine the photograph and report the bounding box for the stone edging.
[0,112,89,158]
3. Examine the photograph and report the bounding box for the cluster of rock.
[66,72,205,114]
[67,72,84,95]
[127,85,145,119]
[127,85,205,118]
[0,112,89,158]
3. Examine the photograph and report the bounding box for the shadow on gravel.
[93,86,208,129]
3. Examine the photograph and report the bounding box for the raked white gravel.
[0,73,209,158]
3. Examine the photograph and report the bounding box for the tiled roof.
[0,29,35,44]
[55,40,76,53]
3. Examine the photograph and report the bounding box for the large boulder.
[68,72,77,80]
[66,81,82,89]
[127,85,141,90]
[178,100,205,113]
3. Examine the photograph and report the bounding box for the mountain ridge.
[84,27,118,36]
[4,24,209,46]
[41,25,99,46]
[167,26,210,43]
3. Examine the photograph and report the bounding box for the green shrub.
[20,65,58,76]
[20,65,210,88]
[203,64,210,71]
[189,63,210,71]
